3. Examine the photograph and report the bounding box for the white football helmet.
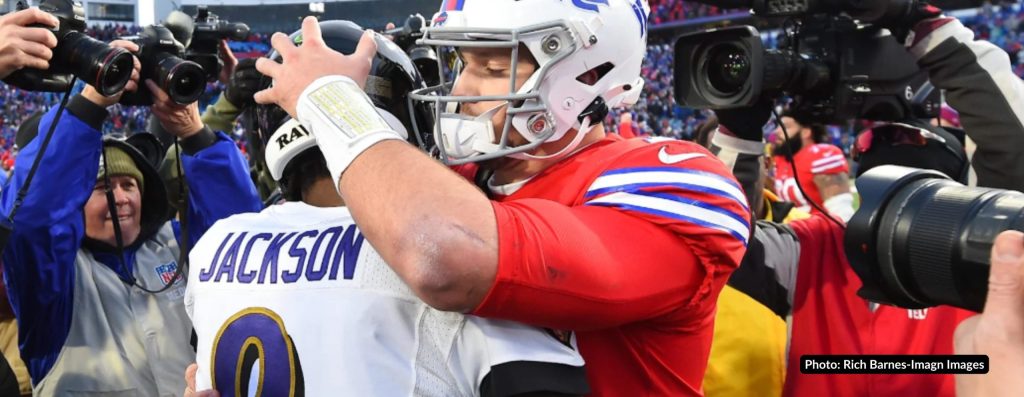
[408,0,650,164]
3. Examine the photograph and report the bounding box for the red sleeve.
[473,198,708,331]
[807,144,849,175]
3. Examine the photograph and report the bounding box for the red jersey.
[774,143,848,212]
[785,215,975,397]
[466,135,750,396]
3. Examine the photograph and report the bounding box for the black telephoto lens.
[846,165,1024,312]
[705,44,750,95]
[151,52,206,105]
[59,31,135,96]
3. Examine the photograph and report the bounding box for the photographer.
[0,8,59,80]
[708,6,1024,396]
[0,38,260,396]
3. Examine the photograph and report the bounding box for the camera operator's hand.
[217,39,238,86]
[80,40,141,107]
[714,98,773,141]
[0,8,59,79]
[254,16,376,117]
[146,79,204,139]
[954,230,1024,397]
[882,0,942,44]
[382,22,397,42]
[224,58,260,108]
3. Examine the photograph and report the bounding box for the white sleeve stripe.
[587,171,748,209]
[811,160,846,174]
[586,192,750,244]
[811,154,846,166]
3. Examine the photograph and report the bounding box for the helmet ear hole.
[575,62,614,86]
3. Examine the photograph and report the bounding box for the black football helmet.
[252,19,435,189]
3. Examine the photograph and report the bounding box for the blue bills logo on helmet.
[434,11,449,26]
[571,0,609,12]
[630,0,647,37]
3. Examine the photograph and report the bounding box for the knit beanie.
[97,146,145,193]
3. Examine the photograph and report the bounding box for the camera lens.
[60,31,135,96]
[846,165,1024,312]
[151,52,206,105]
[166,65,205,104]
[705,44,750,95]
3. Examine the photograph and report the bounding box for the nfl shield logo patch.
[155,262,182,285]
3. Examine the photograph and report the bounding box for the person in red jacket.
[249,1,750,395]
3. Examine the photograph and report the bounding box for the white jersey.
[185,202,586,396]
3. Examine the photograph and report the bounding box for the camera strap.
[107,137,189,294]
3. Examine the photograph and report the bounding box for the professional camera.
[3,0,134,96]
[846,165,1024,312]
[119,25,206,106]
[673,0,943,123]
[186,6,250,82]
[384,14,439,87]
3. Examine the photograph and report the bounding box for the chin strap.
[510,115,594,161]
[511,96,607,161]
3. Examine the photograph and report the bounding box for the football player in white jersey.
[184,20,588,397]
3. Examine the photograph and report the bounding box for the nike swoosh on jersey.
[658,147,706,164]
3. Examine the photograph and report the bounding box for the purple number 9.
[211,308,303,397]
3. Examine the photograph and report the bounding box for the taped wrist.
[296,75,403,185]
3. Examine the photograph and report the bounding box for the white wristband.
[824,192,856,223]
[296,75,404,184]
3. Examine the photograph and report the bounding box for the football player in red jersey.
[250,0,750,395]
[771,113,856,220]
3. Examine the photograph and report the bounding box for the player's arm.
[339,140,499,312]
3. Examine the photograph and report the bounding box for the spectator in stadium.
[954,229,1024,397]
[0,8,58,80]
[0,38,260,395]
[771,111,856,220]
[254,3,748,396]
[709,5,1024,396]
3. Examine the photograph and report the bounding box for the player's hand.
[254,16,377,117]
[954,230,1024,397]
[147,79,204,139]
[0,7,59,79]
[183,363,220,397]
